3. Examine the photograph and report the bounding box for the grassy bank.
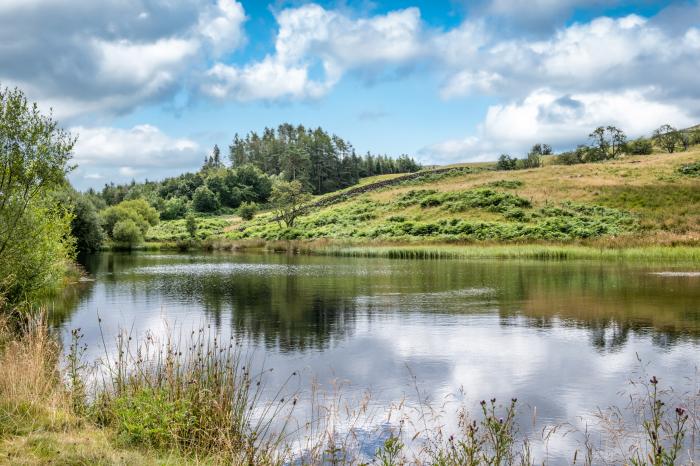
[140,150,700,255]
[1,315,698,465]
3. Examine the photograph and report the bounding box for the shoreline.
[103,239,700,263]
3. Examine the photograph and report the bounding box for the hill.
[145,147,700,250]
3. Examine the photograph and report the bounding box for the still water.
[49,251,700,461]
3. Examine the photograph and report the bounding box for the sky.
[1,0,699,189]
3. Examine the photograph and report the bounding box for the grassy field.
[144,149,700,254]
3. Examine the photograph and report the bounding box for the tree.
[192,185,220,212]
[112,219,143,247]
[625,137,653,155]
[69,192,104,254]
[521,152,541,169]
[160,196,189,220]
[530,143,552,156]
[185,212,197,239]
[270,180,312,228]
[679,132,690,151]
[589,126,626,160]
[496,154,517,171]
[653,124,681,153]
[0,86,76,303]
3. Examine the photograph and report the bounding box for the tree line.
[497,124,700,171]
[228,123,420,194]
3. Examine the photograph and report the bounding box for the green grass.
[139,149,700,255]
[308,243,700,262]
[145,216,231,242]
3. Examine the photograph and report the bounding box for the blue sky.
[0,0,698,189]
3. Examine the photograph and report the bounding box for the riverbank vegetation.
[1,315,697,464]
[142,146,700,254]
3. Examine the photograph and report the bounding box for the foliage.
[238,202,257,220]
[160,196,189,221]
[520,151,541,169]
[100,199,158,239]
[98,164,273,220]
[111,388,194,450]
[54,189,105,254]
[192,185,220,213]
[112,219,144,247]
[589,125,627,159]
[0,200,74,303]
[0,86,76,304]
[556,146,588,165]
[496,154,517,171]
[654,124,681,153]
[487,180,524,189]
[678,161,700,177]
[230,123,420,194]
[145,217,230,242]
[270,180,312,228]
[68,192,104,254]
[626,137,654,155]
[185,212,197,239]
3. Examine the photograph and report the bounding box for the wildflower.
[650,376,658,385]
[676,407,686,417]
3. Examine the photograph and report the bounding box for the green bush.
[68,193,104,254]
[496,154,517,171]
[238,202,257,220]
[192,186,220,213]
[160,197,189,220]
[626,137,653,155]
[678,162,700,177]
[112,219,144,246]
[487,180,524,189]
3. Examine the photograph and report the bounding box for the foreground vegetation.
[1,315,698,465]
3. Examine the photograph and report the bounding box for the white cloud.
[70,124,202,187]
[422,88,696,164]
[0,0,247,119]
[202,4,426,101]
[197,0,247,56]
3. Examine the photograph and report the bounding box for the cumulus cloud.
[201,4,427,101]
[422,88,697,164]
[70,125,202,188]
[0,0,246,119]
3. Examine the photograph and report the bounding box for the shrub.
[496,154,517,171]
[556,146,587,165]
[503,208,527,221]
[487,180,523,189]
[626,137,653,155]
[69,193,104,254]
[119,199,159,226]
[185,212,198,239]
[678,162,700,177]
[238,202,257,220]
[192,186,220,213]
[112,219,144,246]
[520,152,541,169]
[160,197,189,220]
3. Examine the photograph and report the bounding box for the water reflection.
[47,251,700,462]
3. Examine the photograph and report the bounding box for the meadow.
[141,148,700,257]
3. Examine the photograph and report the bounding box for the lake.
[48,251,700,463]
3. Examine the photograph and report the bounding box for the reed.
[1,316,699,464]
[312,244,700,263]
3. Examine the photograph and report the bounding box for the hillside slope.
[149,149,700,247]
